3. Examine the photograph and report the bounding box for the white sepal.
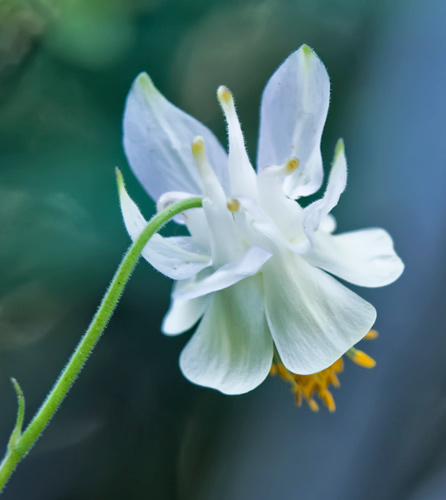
[123,73,229,203]
[118,176,211,280]
[257,45,330,199]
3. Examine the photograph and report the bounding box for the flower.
[119,44,404,400]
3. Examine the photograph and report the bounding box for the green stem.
[0,195,203,493]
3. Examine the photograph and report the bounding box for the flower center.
[270,330,378,412]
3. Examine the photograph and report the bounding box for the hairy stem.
[0,195,203,493]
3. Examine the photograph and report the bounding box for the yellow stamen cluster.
[270,331,377,412]
[270,358,343,412]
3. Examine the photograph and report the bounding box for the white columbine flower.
[119,45,404,402]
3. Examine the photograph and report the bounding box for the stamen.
[346,348,376,368]
[271,357,344,412]
[227,198,240,212]
[271,334,378,411]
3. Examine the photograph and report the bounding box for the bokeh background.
[1,0,446,498]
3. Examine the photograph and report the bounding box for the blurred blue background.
[1,0,446,498]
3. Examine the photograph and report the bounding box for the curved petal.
[174,245,271,301]
[257,45,330,198]
[123,73,229,202]
[162,281,211,335]
[179,277,273,395]
[217,87,258,200]
[304,228,405,287]
[263,253,376,375]
[303,139,347,239]
[118,177,211,279]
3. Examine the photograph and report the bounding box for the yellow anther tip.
[286,157,299,173]
[191,136,205,155]
[352,350,376,369]
[227,198,240,212]
[217,85,232,104]
[364,329,379,340]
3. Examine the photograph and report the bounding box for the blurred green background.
[1,0,446,498]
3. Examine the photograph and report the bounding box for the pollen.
[227,198,240,212]
[285,157,299,173]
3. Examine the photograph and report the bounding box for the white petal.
[118,178,211,279]
[123,73,229,202]
[303,139,347,239]
[257,45,330,198]
[304,228,405,287]
[162,281,211,335]
[179,277,273,395]
[174,245,271,301]
[217,87,258,200]
[263,253,376,375]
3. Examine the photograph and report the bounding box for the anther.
[217,85,233,105]
[285,157,299,173]
[227,198,240,212]
[191,136,205,157]
[346,348,376,368]
[364,329,379,340]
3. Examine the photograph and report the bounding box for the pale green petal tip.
[115,167,125,195]
[135,72,157,94]
[334,139,345,159]
[301,44,314,57]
